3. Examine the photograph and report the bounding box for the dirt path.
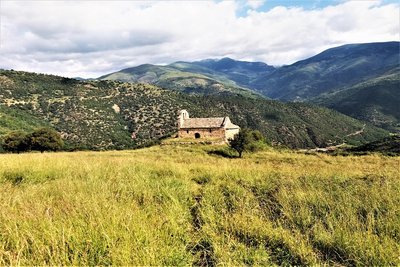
[345,124,366,137]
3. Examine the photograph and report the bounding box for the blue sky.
[260,0,339,10]
[260,0,399,10]
[235,0,338,16]
[0,0,398,77]
[237,0,400,14]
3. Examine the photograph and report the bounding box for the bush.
[229,129,266,157]
[27,128,64,153]
[1,128,64,153]
[1,131,29,153]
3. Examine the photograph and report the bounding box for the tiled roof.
[181,117,225,129]
[180,117,240,129]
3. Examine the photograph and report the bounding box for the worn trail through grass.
[0,145,399,265]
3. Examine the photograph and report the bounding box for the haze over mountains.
[101,41,400,131]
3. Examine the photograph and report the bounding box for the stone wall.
[225,128,240,140]
[178,128,225,140]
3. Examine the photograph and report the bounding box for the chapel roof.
[181,117,225,129]
[180,117,240,129]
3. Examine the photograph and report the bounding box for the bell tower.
[177,110,189,129]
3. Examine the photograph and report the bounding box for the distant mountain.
[0,70,388,151]
[99,42,399,108]
[99,43,399,130]
[312,69,400,132]
[252,42,399,101]
[188,57,275,88]
[99,61,263,98]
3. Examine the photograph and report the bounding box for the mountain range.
[0,69,387,151]
[99,57,276,98]
[100,41,399,132]
[252,42,398,99]
[98,62,263,98]
[0,41,398,151]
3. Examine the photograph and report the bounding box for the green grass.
[0,145,399,265]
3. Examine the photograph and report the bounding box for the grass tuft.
[0,145,399,265]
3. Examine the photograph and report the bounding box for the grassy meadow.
[0,145,399,265]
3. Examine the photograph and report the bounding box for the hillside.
[100,42,399,103]
[99,58,275,98]
[99,63,261,98]
[313,69,400,131]
[347,135,400,155]
[178,57,275,88]
[252,42,399,101]
[98,42,399,132]
[0,69,388,150]
[0,146,399,265]
[0,105,50,135]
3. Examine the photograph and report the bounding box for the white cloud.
[247,0,267,9]
[0,0,398,78]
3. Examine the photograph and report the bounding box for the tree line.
[1,126,264,156]
[1,128,64,153]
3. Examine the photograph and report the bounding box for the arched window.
[195,133,201,139]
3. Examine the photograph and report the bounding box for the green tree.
[28,128,64,153]
[229,128,265,158]
[1,131,29,153]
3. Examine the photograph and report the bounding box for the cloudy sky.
[0,0,398,78]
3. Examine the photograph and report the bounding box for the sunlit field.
[0,145,399,265]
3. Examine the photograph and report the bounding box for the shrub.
[1,131,29,153]
[229,129,265,157]
[27,128,64,153]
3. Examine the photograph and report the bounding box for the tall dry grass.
[0,146,399,265]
